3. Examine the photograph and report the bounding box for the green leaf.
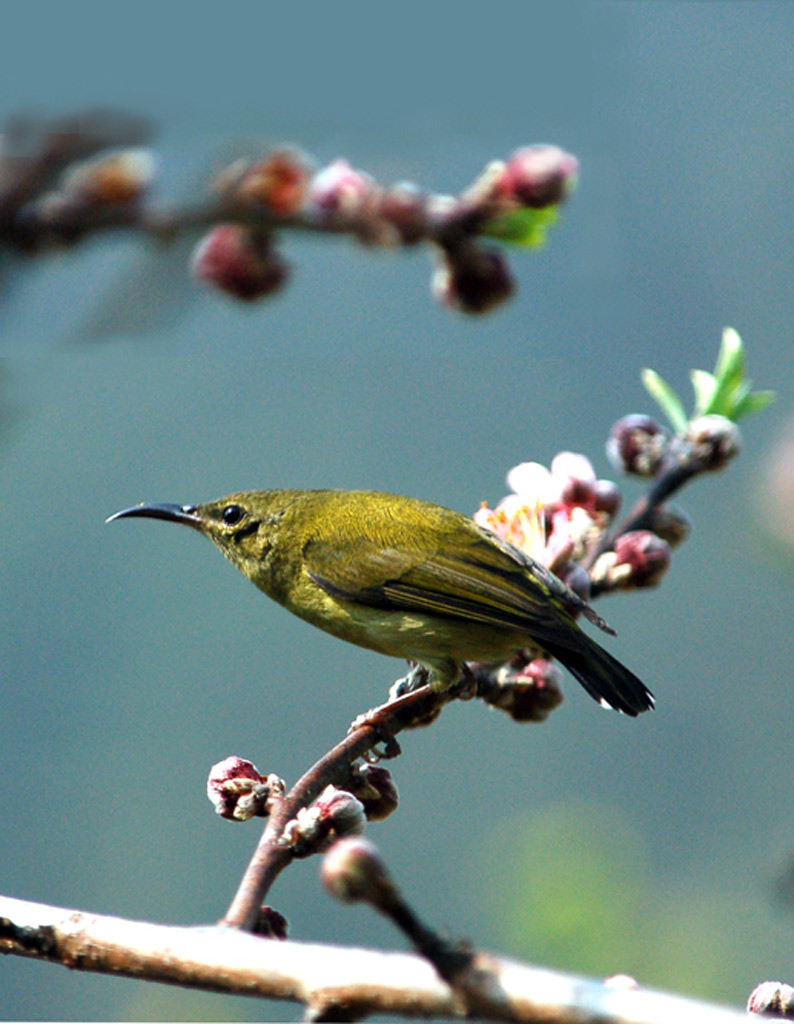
[641,368,688,432]
[481,205,559,248]
[713,327,746,386]
[731,389,776,420]
[706,328,750,416]
[690,369,718,417]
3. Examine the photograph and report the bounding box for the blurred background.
[3,1,794,1019]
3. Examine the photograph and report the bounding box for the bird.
[107,488,654,716]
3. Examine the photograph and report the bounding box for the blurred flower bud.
[191,224,288,301]
[645,502,692,547]
[216,149,312,216]
[556,561,592,603]
[207,757,283,821]
[432,241,514,314]
[253,905,289,940]
[376,182,427,245]
[607,415,671,476]
[315,785,367,838]
[308,158,378,217]
[321,837,393,905]
[60,148,156,205]
[611,530,671,588]
[686,414,741,470]
[349,764,399,822]
[498,145,579,208]
[593,479,622,518]
[747,981,794,1017]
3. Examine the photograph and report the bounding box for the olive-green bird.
[108,489,654,716]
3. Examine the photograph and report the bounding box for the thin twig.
[221,684,449,931]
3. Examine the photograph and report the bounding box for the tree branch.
[0,894,761,1022]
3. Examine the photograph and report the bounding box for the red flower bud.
[207,757,282,821]
[612,530,671,588]
[191,224,288,301]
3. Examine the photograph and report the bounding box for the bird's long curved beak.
[106,503,203,530]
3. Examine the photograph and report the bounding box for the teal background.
[3,2,794,1019]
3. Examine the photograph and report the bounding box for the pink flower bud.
[607,415,670,476]
[207,757,282,821]
[191,224,288,301]
[498,145,579,208]
[321,837,392,905]
[432,242,514,314]
[686,414,741,470]
[613,530,671,588]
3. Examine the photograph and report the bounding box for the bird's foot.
[388,663,431,700]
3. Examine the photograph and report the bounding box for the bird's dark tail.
[544,636,655,716]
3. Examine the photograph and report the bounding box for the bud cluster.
[473,447,682,711]
[607,412,741,478]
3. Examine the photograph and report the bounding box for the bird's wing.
[304,530,590,641]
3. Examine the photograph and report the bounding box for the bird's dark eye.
[222,504,245,526]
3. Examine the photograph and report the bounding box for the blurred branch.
[0,894,761,1022]
[0,109,578,316]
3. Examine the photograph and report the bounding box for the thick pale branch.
[0,894,761,1022]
